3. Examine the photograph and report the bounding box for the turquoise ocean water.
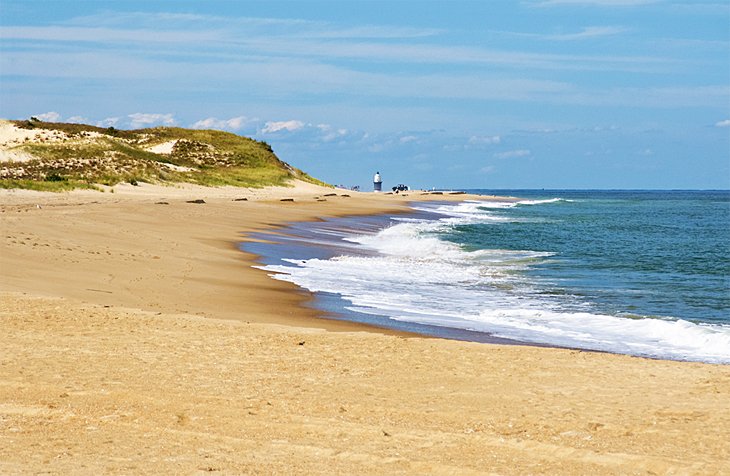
[254,190,730,364]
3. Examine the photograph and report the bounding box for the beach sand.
[1,181,728,474]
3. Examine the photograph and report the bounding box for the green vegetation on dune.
[0,119,330,191]
[14,118,133,138]
[183,166,291,188]
[0,178,101,192]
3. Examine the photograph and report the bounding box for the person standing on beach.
[373,171,382,192]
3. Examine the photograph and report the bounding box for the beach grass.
[184,166,292,188]
[1,119,329,190]
[0,178,100,192]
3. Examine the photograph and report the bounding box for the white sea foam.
[259,199,730,364]
[414,198,567,220]
[517,198,566,205]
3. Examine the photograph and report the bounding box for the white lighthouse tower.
[373,171,382,192]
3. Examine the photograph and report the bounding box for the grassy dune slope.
[0,119,327,191]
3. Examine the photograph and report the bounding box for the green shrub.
[45,172,66,182]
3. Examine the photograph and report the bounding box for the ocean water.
[249,190,730,364]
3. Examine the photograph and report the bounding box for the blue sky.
[1,0,728,189]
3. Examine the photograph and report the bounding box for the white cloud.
[222,116,253,130]
[0,26,221,44]
[35,111,60,122]
[66,115,89,124]
[128,113,176,128]
[237,37,662,73]
[495,149,531,159]
[64,13,440,40]
[399,135,417,144]
[261,120,305,134]
[308,25,443,40]
[715,119,730,127]
[191,116,257,131]
[468,135,501,145]
[67,12,303,28]
[503,25,628,41]
[592,125,619,132]
[1,19,669,77]
[479,166,496,174]
[316,124,349,142]
[547,26,629,40]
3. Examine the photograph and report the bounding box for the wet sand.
[1,181,728,474]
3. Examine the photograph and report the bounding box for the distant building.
[373,171,382,192]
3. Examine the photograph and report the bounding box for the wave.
[516,198,567,206]
[414,198,569,219]
[258,200,730,364]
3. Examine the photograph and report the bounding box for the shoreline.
[246,199,730,364]
[243,206,547,349]
[1,181,729,473]
[1,181,480,332]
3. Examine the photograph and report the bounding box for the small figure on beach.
[373,171,382,192]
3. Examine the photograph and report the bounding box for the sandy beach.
[1,181,729,474]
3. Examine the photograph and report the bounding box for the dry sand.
[1,181,728,474]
